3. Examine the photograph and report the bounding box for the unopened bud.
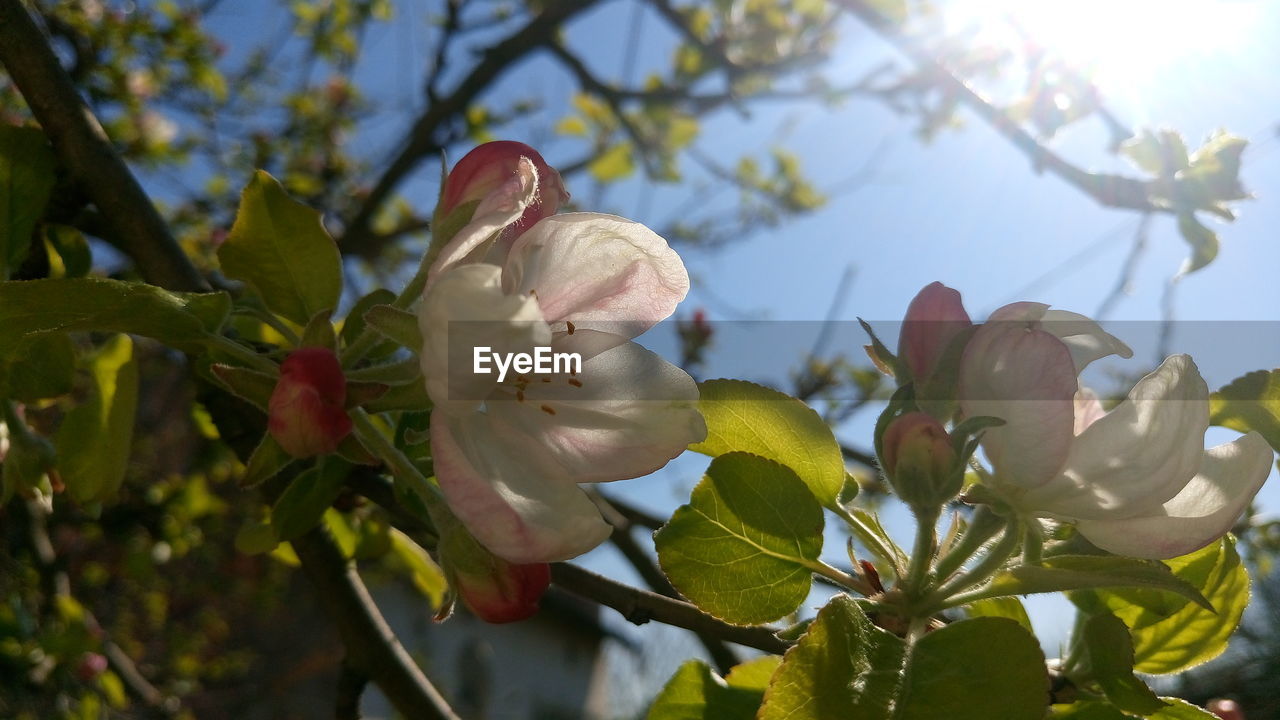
[1208,699,1244,720]
[440,521,550,624]
[436,140,568,246]
[75,652,108,682]
[898,282,972,384]
[268,348,352,458]
[881,412,961,511]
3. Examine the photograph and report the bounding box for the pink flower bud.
[455,560,551,624]
[1208,699,1244,720]
[268,348,352,458]
[898,282,972,383]
[881,412,960,510]
[75,652,108,682]
[438,141,568,240]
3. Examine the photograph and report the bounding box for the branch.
[0,0,208,292]
[833,0,1161,215]
[292,525,459,720]
[550,563,789,655]
[340,0,602,258]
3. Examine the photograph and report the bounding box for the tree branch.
[549,563,789,655]
[292,525,459,720]
[340,0,602,258]
[0,0,209,292]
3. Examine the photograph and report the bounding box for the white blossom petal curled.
[427,156,540,287]
[431,411,613,563]
[504,213,689,339]
[1075,432,1273,559]
[1023,355,1210,519]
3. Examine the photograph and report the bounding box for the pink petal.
[431,410,613,563]
[959,318,1077,489]
[502,213,689,339]
[897,282,972,382]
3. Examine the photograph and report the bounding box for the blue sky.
[194,0,1280,675]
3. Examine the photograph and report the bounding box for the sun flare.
[943,0,1258,95]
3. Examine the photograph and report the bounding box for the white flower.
[418,153,705,563]
[959,300,1273,559]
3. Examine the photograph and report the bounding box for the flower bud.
[437,140,568,243]
[881,412,961,511]
[268,347,352,458]
[898,282,972,384]
[440,521,550,623]
[75,652,108,682]
[1208,699,1244,720]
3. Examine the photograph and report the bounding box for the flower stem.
[833,506,906,579]
[931,506,1005,582]
[205,333,280,375]
[918,515,1021,612]
[348,408,447,518]
[340,247,435,367]
[803,559,874,595]
[903,508,940,597]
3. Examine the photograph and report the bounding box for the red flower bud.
[75,652,108,682]
[268,348,352,458]
[898,282,972,383]
[1208,699,1244,720]
[438,140,568,240]
[881,412,960,510]
[440,521,550,623]
[455,560,551,624]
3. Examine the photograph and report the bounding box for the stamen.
[516,390,525,402]
[540,404,557,415]
[566,321,576,335]
[567,378,583,388]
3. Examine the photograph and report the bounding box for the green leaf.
[647,658,778,720]
[387,528,447,608]
[1176,213,1219,275]
[240,434,293,488]
[210,363,278,412]
[300,309,337,349]
[966,597,1032,631]
[44,225,91,279]
[219,170,343,325]
[235,518,280,555]
[759,596,1047,720]
[692,379,846,509]
[1147,699,1221,719]
[1072,537,1248,675]
[56,334,139,504]
[0,332,75,401]
[362,304,422,351]
[0,278,230,354]
[0,125,56,279]
[1075,614,1165,715]
[978,555,1210,609]
[656,452,823,625]
[1210,368,1280,452]
[340,288,396,349]
[271,457,351,541]
[1048,702,1132,719]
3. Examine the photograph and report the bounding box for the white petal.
[427,156,539,286]
[959,318,1078,489]
[503,213,689,339]
[1023,355,1209,519]
[1073,388,1107,436]
[487,340,707,483]
[418,263,550,414]
[1040,309,1134,375]
[431,410,612,563]
[1076,432,1273,559]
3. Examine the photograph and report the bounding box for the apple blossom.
[955,296,1273,559]
[881,411,961,511]
[418,150,706,564]
[268,347,352,458]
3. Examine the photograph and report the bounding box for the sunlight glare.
[944,0,1257,94]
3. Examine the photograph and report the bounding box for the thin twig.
[0,0,209,292]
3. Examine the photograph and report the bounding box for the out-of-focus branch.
[834,0,1160,215]
[292,526,459,720]
[0,0,209,292]
[589,490,741,673]
[549,563,789,655]
[340,0,601,258]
